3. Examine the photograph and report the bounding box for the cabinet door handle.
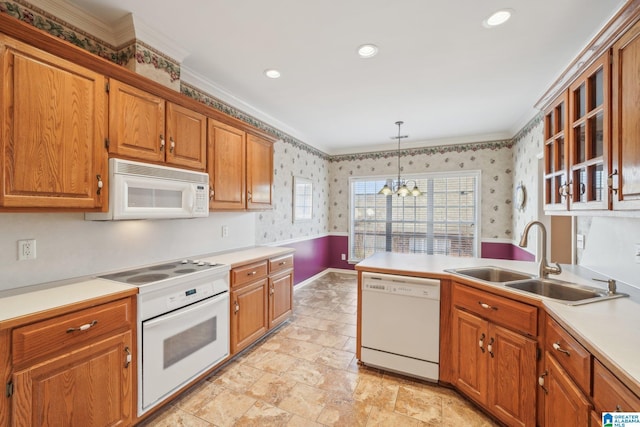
[210,188,215,200]
[270,286,274,295]
[169,137,175,153]
[608,169,619,194]
[234,301,239,313]
[66,320,98,333]
[160,134,165,151]
[487,337,494,358]
[539,370,548,394]
[478,301,498,311]
[479,333,486,353]
[552,342,571,356]
[616,404,624,412]
[124,346,131,368]
[96,175,103,195]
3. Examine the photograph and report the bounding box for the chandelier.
[378,121,422,197]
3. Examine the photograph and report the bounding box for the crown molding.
[128,13,189,62]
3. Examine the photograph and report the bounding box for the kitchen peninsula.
[356,252,640,426]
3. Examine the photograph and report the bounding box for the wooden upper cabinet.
[246,133,274,210]
[544,92,570,211]
[109,80,206,171]
[108,79,165,163]
[0,35,108,209]
[568,52,610,211]
[612,19,640,210]
[165,102,206,170]
[208,119,246,210]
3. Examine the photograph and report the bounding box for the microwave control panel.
[194,184,208,213]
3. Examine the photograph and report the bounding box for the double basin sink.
[448,266,628,305]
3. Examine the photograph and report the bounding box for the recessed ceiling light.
[264,69,281,79]
[483,9,513,28]
[357,44,379,58]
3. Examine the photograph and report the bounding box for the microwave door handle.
[186,186,196,214]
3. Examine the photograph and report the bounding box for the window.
[349,172,480,261]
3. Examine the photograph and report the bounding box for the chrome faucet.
[518,220,562,279]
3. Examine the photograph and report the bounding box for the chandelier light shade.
[378,121,422,197]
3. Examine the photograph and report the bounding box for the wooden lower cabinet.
[12,331,133,427]
[451,282,538,426]
[452,303,536,426]
[4,295,136,427]
[543,352,591,427]
[231,278,269,354]
[269,271,293,329]
[230,253,294,355]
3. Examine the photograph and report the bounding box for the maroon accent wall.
[282,235,532,285]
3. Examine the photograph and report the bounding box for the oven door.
[142,292,229,410]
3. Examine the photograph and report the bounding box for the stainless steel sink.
[505,279,628,305]
[447,266,534,283]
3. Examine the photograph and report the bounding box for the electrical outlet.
[222,226,229,238]
[341,253,346,261]
[18,239,36,261]
[576,234,585,249]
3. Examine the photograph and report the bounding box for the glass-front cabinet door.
[544,92,569,211]
[568,53,610,210]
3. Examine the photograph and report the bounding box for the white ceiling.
[59,0,626,155]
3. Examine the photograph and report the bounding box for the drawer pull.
[66,320,98,333]
[616,405,623,412]
[278,261,286,266]
[479,333,486,353]
[124,346,131,368]
[478,301,498,310]
[552,342,571,356]
[248,271,257,276]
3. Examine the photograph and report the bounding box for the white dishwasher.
[361,272,440,382]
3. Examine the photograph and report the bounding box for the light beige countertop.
[200,246,294,268]
[356,252,640,394]
[0,279,137,328]
[0,246,294,328]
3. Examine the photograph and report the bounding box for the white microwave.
[85,159,209,221]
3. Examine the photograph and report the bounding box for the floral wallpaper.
[328,141,515,240]
[513,115,544,240]
[256,141,330,243]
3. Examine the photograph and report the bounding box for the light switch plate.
[576,234,585,249]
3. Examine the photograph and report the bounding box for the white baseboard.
[294,268,356,290]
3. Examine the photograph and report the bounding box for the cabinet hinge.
[105,81,110,93]
[6,381,13,397]
[536,346,541,361]
[104,138,110,150]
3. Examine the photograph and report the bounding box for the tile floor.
[141,272,498,426]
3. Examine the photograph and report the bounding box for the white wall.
[0,212,255,291]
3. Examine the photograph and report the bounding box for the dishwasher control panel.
[363,273,440,299]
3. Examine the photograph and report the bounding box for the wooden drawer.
[12,298,133,367]
[545,316,591,395]
[269,254,293,274]
[232,260,268,287]
[452,282,537,336]
[593,359,640,413]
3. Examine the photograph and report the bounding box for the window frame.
[348,170,482,262]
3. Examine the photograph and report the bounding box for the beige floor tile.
[281,358,328,386]
[244,372,297,406]
[242,349,301,374]
[316,397,373,426]
[233,400,293,426]
[314,346,355,370]
[354,376,399,411]
[277,383,327,420]
[441,394,498,427]
[316,366,359,394]
[312,330,351,349]
[140,405,213,426]
[394,384,443,424]
[286,414,325,427]
[365,407,421,427]
[189,387,256,427]
[210,363,265,393]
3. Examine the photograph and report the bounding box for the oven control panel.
[166,283,214,310]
